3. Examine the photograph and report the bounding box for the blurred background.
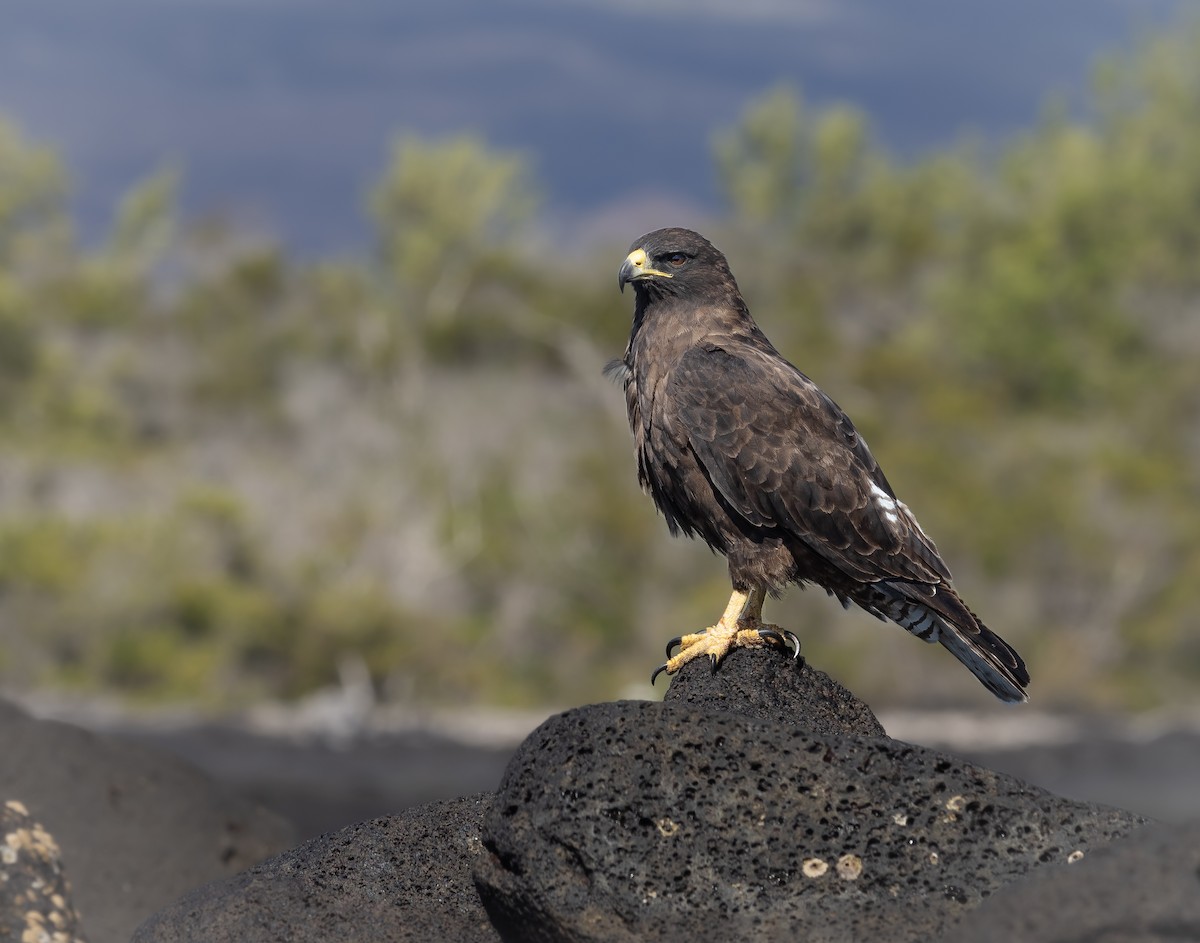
[2,0,1200,828]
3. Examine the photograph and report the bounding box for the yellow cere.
[624,247,672,279]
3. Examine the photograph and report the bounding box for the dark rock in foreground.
[95,646,1197,943]
[131,795,499,943]
[0,698,295,943]
[474,650,1146,943]
[939,820,1200,943]
[0,799,86,943]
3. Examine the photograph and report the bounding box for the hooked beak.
[618,247,674,293]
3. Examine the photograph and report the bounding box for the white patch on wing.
[869,481,900,525]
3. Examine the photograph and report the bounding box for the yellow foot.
[650,586,801,685]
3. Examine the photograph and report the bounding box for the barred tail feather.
[855,581,1030,703]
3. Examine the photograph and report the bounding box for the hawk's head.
[618,228,735,300]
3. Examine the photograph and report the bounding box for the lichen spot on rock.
[655,818,680,838]
[836,854,863,880]
[802,857,829,878]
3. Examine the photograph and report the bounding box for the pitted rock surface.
[937,819,1200,943]
[132,794,499,943]
[474,693,1146,943]
[0,800,86,943]
[662,645,886,738]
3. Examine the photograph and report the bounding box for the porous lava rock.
[474,649,1146,943]
[937,819,1200,943]
[131,794,499,943]
[661,644,886,739]
[0,800,86,943]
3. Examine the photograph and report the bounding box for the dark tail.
[854,581,1030,703]
[935,617,1029,703]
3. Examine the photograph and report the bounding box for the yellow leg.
[652,585,799,683]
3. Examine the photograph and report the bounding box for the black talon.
[665,635,684,658]
[651,663,670,686]
[758,627,803,662]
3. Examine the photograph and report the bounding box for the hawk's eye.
[666,253,687,267]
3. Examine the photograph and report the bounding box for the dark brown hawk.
[608,228,1029,702]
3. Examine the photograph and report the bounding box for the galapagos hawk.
[608,227,1029,702]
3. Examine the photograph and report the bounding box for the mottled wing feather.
[666,343,950,586]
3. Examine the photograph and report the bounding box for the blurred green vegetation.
[2,25,1200,711]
